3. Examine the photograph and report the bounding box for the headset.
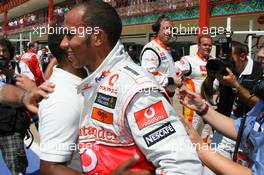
[152,15,171,33]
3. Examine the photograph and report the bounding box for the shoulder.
[117,61,156,83]
[142,40,159,53]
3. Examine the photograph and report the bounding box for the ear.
[240,52,247,61]
[91,28,105,47]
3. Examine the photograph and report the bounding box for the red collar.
[155,37,171,50]
[27,50,34,54]
[196,51,208,62]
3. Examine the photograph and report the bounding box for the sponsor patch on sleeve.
[200,66,207,71]
[134,101,168,130]
[92,107,113,124]
[179,59,185,65]
[143,122,176,147]
[95,92,117,109]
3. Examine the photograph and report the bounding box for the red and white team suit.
[77,41,202,175]
[20,50,44,86]
[140,38,178,96]
[175,52,213,136]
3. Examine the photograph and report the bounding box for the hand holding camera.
[216,67,239,88]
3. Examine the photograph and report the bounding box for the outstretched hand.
[177,87,205,113]
[173,69,184,88]
[16,74,37,91]
[23,81,55,113]
[110,154,151,175]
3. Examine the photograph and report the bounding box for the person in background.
[0,38,28,175]
[178,84,264,175]
[20,42,44,86]
[175,35,214,141]
[140,15,183,99]
[211,41,263,163]
[38,46,50,72]
[257,44,264,72]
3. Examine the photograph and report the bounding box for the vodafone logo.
[81,149,98,173]
[109,74,119,86]
[144,107,155,119]
[134,101,169,130]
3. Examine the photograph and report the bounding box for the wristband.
[196,103,209,116]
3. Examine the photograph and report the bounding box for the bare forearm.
[0,84,24,106]
[235,83,259,107]
[203,108,237,140]
[198,146,251,175]
[40,160,83,175]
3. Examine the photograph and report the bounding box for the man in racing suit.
[20,42,44,86]
[140,15,182,98]
[60,1,202,174]
[175,35,214,140]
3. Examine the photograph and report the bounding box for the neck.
[197,51,208,61]
[238,60,248,75]
[87,45,112,72]
[155,37,171,50]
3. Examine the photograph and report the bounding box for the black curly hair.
[0,37,15,59]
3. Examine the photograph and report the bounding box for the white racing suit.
[77,41,202,175]
[140,38,178,97]
[175,52,213,140]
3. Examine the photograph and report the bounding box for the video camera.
[254,76,264,100]
[0,56,17,85]
[206,37,234,80]
[0,58,16,70]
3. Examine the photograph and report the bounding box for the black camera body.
[0,58,8,70]
[254,76,264,100]
[206,36,234,80]
[0,58,17,85]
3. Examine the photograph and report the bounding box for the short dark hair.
[41,46,47,50]
[74,0,122,47]
[232,41,248,55]
[156,15,171,26]
[152,15,171,33]
[0,37,15,59]
[48,24,65,64]
[28,41,38,49]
